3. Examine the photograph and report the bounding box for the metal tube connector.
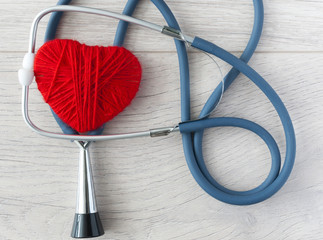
[150,126,179,137]
[161,26,194,44]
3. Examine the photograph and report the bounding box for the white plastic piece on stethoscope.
[22,53,35,69]
[18,68,34,86]
[19,53,35,86]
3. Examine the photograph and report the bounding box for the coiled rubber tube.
[115,0,296,205]
[46,0,296,205]
[181,36,296,204]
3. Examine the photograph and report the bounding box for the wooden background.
[0,0,322,239]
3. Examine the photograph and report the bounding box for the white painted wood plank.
[0,0,323,53]
[1,0,323,239]
[1,51,322,239]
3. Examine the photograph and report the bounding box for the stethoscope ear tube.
[146,0,295,205]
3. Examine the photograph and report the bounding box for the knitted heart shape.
[34,39,141,133]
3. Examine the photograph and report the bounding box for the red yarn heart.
[34,39,141,133]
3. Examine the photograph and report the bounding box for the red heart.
[34,39,141,133]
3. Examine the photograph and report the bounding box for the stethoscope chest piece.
[71,141,104,238]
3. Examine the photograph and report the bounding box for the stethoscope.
[18,0,296,238]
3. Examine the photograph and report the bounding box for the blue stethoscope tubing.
[45,0,296,205]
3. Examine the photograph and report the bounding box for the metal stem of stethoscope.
[71,141,104,237]
[20,5,193,238]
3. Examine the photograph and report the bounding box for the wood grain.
[1,0,323,239]
[1,0,323,53]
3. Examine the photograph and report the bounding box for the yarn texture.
[34,39,142,133]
